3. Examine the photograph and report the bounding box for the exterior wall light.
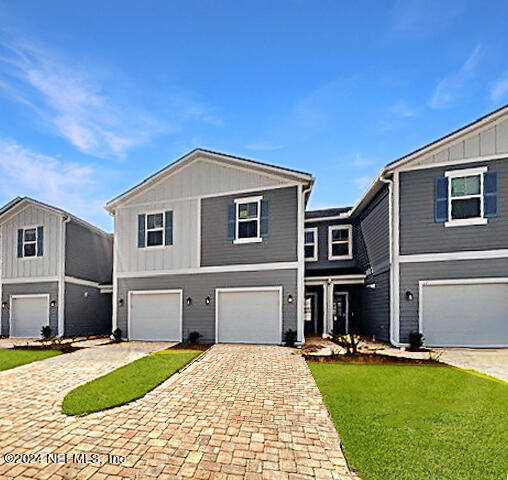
[1,302,7,309]
[405,291,414,301]
[205,296,211,305]
[287,294,294,304]
[50,300,57,308]
[186,297,192,306]
[118,298,124,307]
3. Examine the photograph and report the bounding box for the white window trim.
[328,225,352,260]
[20,225,41,259]
[233,195,262,244]
[304,227,318,261]
[444,166,488,228]
[145,211,165,248]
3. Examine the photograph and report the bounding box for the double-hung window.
[328,225,352,260]
[304,227,318,261]
[146,213,164,247]
[23,228,37,257]
[234,196,262,243]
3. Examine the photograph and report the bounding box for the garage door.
[421,282,508,347]
[11,295,49,338]
[129,290,182,341]
[216,287,282,344]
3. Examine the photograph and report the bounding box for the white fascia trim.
[2,276,59,284]
[328,224,353,261]
[116,261,299,279]
[399,249,508,263]
[305,214,351,222]
[215,286,283,344]
[127,289,183,342]
[398,153,507,173]
[64,276,100,288]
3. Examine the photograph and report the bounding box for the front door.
[332,292,348,334]
[304,294,317,335]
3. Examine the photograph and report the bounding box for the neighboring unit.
[0,197,113,338]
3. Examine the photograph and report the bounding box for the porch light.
[118,298,124,307]
[1,302,7,309]
[405,291,414,301]
[50,300,57,308]
[205,296,211,305]
[186,296,192,306]
[287,294,294,304]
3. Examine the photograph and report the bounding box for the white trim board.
[215,286,283,345]
[64,276,100,288]
[9,293,50,338]
[305,214,351,222]
[399,249,508,263]
[1,276,59,284]
[127,289,183,342]
[116,261,298,279]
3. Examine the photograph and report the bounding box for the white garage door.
[216,287,282,344]
[129,290,182,341]
[11,295,49,338]
[421,282,508,347]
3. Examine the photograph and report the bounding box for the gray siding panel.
[64,282,111,337]
[1,282,58,336]
[399,258,508,343]
[201,187,298,266]
[65,220,113,284]
[117,269,297,343]
[399,158,508,255]
[357,271,390,342]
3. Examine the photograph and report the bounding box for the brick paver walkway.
[0,344,352,479]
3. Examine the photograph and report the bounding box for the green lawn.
[62,349,201,416]
[308,362,508,480]
[0,348,62,371]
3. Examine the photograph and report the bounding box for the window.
[445,167,488,227]
[328,225,352,260]
[234,196,262,244]
[23,228,37,257]
[304,227,318,261]
[146,213,164,247]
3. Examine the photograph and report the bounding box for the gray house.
[0,197,113,338]
[105,149,314,344]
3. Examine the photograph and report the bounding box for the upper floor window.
[328,225,352,260]
[137,211,173,248]
[435,167,498,227]
[228,195,269,244]
[17,226,43,258]
[304,227,317,261]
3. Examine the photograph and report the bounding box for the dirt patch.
[12,344,80,353]
[170,343,213,351]
[305,352,442,365]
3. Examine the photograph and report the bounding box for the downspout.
[379,173,398,346]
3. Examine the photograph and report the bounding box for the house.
[0,197,113,338]
[105,149,314,344]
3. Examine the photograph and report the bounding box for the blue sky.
[0,1,507,231]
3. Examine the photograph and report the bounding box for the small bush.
[284,329,297,347]
[188,331,201,343]
[41,325,52,339]
[409,331,424,350]
[112,328,122,343]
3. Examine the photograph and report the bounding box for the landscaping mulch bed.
[305,352,442,365]
[169,342,213,351]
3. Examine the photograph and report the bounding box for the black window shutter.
[17,229,23,258]
[434,177,449,223]
[260,199,269,237]
[227,203,236,241]
[165,211,173,245]
[137,214,146,248]
[484,171,498,218]
[37,226,44,256]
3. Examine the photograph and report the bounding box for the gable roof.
[105,148,314,211]
[0,197,111,237]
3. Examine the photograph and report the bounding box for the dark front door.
[333,292,347,334]
[304,294,317,335]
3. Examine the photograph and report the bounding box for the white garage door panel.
[421,283,508,347]
[217,289,281,344]
[11,296,49,338]
[130,291,182,341]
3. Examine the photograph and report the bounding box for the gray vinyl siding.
[201,187,298,266]
[117,269,297,343]
[399,258,508,343]
[1,282,58,336]
[64,282,111,337]
[0,205,61,279]
[399,158,508,255]
[65,220,113,283]
[357,271,390,342]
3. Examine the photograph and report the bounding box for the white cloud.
[350,153,373,168]
[352,175,373,191]
[388,100,416,118]
[430,45,482,109]
[392,0,462,33]
[245,142,284,151]
[490,71,508,103]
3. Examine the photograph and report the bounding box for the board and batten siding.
[115,198,199,274]
[399,158,508,255]
[399,258,508,343]
[1,205,61,279]
[117,269,297,342]
[201,186,298,266]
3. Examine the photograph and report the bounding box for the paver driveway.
[0,344,351,480]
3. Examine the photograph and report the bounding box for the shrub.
[112,328,122,342]
[409,331,424,350]
[284,329,297,347]
[188,331,201,343]
[41,325,52,339]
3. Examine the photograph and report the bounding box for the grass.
[62,348,201,416]
[308,362,508,480]
[0,348,62,371]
